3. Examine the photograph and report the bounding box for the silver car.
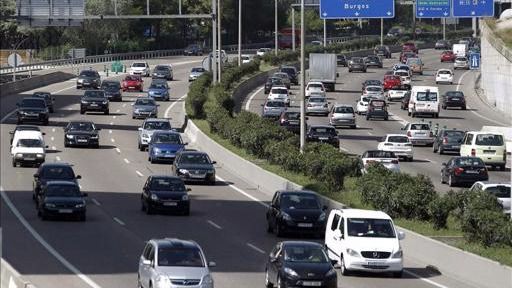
[132,98,159,119]
[402,122,435,146]
[363,85,384,100]
[329,104,356,128]
[189,67,206,82]
[454,57,469,70]
[138,118,172,151]
[272,72,291,89]
[138,238,215,288]
[262,100,286,118]
[306,97,329,116]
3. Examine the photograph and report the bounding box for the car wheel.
[442,105,447,110]
[141,199,146,212]
[80,110,85,115]
[448,175,455,187]
[265,269,273,288]
[441,171,446,183]
[267,221,273,233]
[146,203,153,215]
[137,275,143,288]
[407,111,411,116]
[409,157,413,162]
[433,145,438,153]
[43,119,49,126]
[150,157,155,164]
[64,141,69,148]
[12,159,16,167]
[351,125,356,129]
[500,165,506,171]
[393,270,403,278]
[384,116,389,121]
[41,210,49,221]
[435,113,439,118]
[50,108,54,113]
[183,207,190,216]
[439,147,444,155]
[340,256,351,276]
[462,105,466,110]
[104,109,109,115]
[275,223,283,237]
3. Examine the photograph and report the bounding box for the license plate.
[302,281,321,287]
[59,209,73,213]
[319,137,328,140]
[90,104,98,107]
[24,157,36,161]
[129,86,134,88]
[483,150,495,154]
[465,170,479,174]
[77,139,88,143]
[191,174,206,179]
[163,202,177,206]
[416,133,426,135]
[451,98,460,101]
[367,261,387,266]
[298,223,313,228]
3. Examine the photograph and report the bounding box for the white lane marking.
[111,138,115,143]
[115,109,120,113]
[215,175,268,208]
[404,270,449,288]
[456,70,508,126]
[207,220,222,230]
[244,86,265,111]
[113,217,126,226]
[109,129,112,134]
[247,243,266,254]
[50,136,55,141]
[164,93,188,118]
[123,158,130,164]
[113,116,117,119]
[52,128,56,132]
[0,187,103,288]
[339,145,349,152]
[136,170,144,177]
[424,158,438,164]
[91,198,101,206]
[110,122,114,125]
[55,156,61,161]
[122,103,126,108]
[367,132,373,135]
[79,184,82,189]
[115,148,121,154]
[51,146,56,151]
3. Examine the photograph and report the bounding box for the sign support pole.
[238,0,241,66]
[300,0,305,153]
[212,0,217,83]
[275,0,278,55]
[443,18,446,40]
[380,18,383,46]
[292,8,296,51]
[323,19,326,47]
[217,0,222,82]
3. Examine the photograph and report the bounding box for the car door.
[460,133,474,157]
[268,192,280,229]
[325,212,342,260]
[267,243,281,283]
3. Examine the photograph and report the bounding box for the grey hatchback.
[132,98,159,119]
[262,100,287,118]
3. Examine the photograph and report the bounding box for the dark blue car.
[148,131,187,163]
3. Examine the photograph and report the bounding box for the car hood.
[19,107,46,112]
[282,208,323,222]
[12,147,45,154]
[134,105,156,110]
[345,236,400,253]
[148,88,167,93]
[44,196,84,204]
[284,262,332,278]
[82,97,107,102]
[151,143,184,151]
[177,163,214,170]
[155,266,208,280]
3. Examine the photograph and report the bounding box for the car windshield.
[361,97,370,102]
[438,70,452,75]
[407,59,421,64]
[366,80,381,86]
[366,151,396,158]
[150,84,167,89]
[285,112,300,120]
[281,68,295,74]
[274,73,288,79]
[395,71,408,76]
[334,106,353,113]
[21,99,46,108]
[280,193,320,210]
[388,136,409,143]
[351,58,363,63]
[180,153,211,164]
[101,82,120,89]
[17,139,43,147]
[150,178,186,191]
[309,98,325,103]
[456,57,467,61]
[15,126,40,132]
[367,87,382,92]
[132,63,146,67]
[312,127,335,134]
[475,134,504,146]
[125,76,140,81]
[152,133,182,144]
[191,67,205,73]
[83,91,105,99]
[79,71,97,77]
[455,158,485,166]
[266,101,285,107]
[135,99,155,106]
[284,246,329,263]
[366,56,379,61]
[33,92,50,99]
[155,66,170,72]
[46,185,80,197]
[347,218,396,238]
[68,122,95,131]
[41,167,75,179]
[446,91,464,97]
[416,91,438,101]
[485,186,511,198]
[410,124,430,130]
[144,121,171,130]
[308,84,323,89]
[157,247,204,267]
[272,88,288,94]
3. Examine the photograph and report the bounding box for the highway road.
[245,48,510,193]
[0,53,488,288]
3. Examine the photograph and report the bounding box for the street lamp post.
[238,0,242,66]
[299,0,305,153]
[11,37,29,82]
[275,0,278,55]
[292,7,295,51]
[217,0,222,82]
[211,0,217,83]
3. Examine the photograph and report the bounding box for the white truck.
[309,53,338,92]
[452,43,468,57]
[408,86,440,118]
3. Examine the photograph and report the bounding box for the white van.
[324,209,405,277]
[11,130,47,167]
[460,131,507,170]
[408,86,440,118]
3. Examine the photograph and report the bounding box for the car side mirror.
[211,161,217,164]
[42,132,46,135]
[184,142,189,146]
[45,145,49,149]
[138,127,143,131]
[260,104,264,107]
[33,173,39,178]
[208,261,217,267]
[76,175,82,179]
[400,127,405,130]
[442,162,447,166]
[305,117,309,120]
[142,259,152,266]
[331,260,341,268]
[398,230,406,240]
[82,192,88,197]
[322,205,328,211]
[96,128,102,131]
[270,257,278,263]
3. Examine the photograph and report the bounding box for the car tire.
[384,116,389,121]
[351,125,356,129]
[340,256,351,276]
[138,143,143,151]
[141,199,146,212]
[462,105,466,110]
[50,108,54,113]
[448,175,455,187]
[267,221,273,233]
[441,172,446,183]
[439,147,444,155]
[442,105,447,110]
[183,208,190,216]
[265,269,273,288]
[150,157,155,164]
[393,271,403,278]
[43,119,49,126]
[433,145,438,153]
[41,210,49,221]
[12,159,16,167]
[64,141,69,148]
[104,109,109,115]
[78,213,86,222]
[409,156,413,162]
[80,110,85,115]
[275,223,283,237]
[146,203,153,215]
[435,113,439,118]
[500,165,506,171]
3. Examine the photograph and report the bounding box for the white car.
[392,64,411,76]
[130,62,150,77]
[454,56,469,70]
[355,96,371,115]
[268,86,290,105]
[363,85,384,100]
[378,134,414,161]
[325,209,405,277]
[470,182,511,215]
[11,130,47,167]
[435,69,454,84]
[138,238,215,288]
[241,55,252,64]
[256,48,272,56]
[386,86,409,101]
[360,150,400,174]
[402,122,435,146]
[306,81,325,97]
[393,70,411,85]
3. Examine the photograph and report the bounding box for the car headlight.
[318,212,326,222]
[102,100,108,104]
[77,79,84,83]
[15,153,23,158]
[134,109,140,113]
[150,194,159,201]
[36,154,44,158]
[66,134,74,139]
[179,168,189,175]
[392,250,403,258]
[153,148,161,153]
[346,248,360,258]
[201,274,214,288]
[81,100,88,104]
[155,275,171,288]
[142,133,149,139]
[281,212,292,221]
[325,268,336,277]
[75,202,86,208]
[284,267,299,278]
[45,203,56,208]
[207,168,215,174]
[182,194,189,201]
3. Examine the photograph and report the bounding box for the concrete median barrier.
[0,71,75,98]
[1,258,37,288]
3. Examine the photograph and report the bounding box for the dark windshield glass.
[446,91,464,97]
[84,91,106,99]
[475,134,504,146]
[347,218,396,238]
[272,88,288,94]
[485,186,511,198]
[157,247,204,267]
[150,178,186,191]
[455,157,485,167]
[366,151,396,158]
[179,154,210,164]
[367,87,382,92]
[281,68,295,74]
[79,71,97,77]
[309,98,325,103]
[334,107,353,113]
[410,124,430,130]
[41,167,75,179]
[416,92,438,101]
[191,67,205,73]
[312,127,335,134]
[33,92,50,99]
[101,82,120,89]
[285,112,300,120]
[152,133,182,144]
[132,63,146,67]
[150,84,167,89]
[155,66,170,71]
[144,121,171,130]
[281,193,320,210]
[21,99,46,108]
[444,130,465,139]
[266,101,285,107]
[46,185,80,197]
[135,99,155,106]
[388,136,409,143]
[17,139,43,147]
[284,246,328,263]
[68,122,94,131]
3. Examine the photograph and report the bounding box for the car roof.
[473,181,511,187]
[152,238,200,250]
[45,180,79,186]
[310,125,335,129]
[144,118,170,122]
[40,162,73,168]
[150,175,183,180]
[281,241,324,248]
[337,208,392,220]
[307,81,323,85]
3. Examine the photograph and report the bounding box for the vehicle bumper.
[453,174,489,184]
[149,94,169,100]
[178,172,216,183]
[367,111,388,118]
[409,137,435,145]
[65,138,99,147]
[13,154,45,165]
[18,114,48,123]
[133,111,157,119]
[454,64,469,69]
[77,82,99,89]
[81,104,108,112]
[150,152,177,162]
[444,101,465,107]
[345,255,403,273]
[278,220,326,235]
[42,207,85,217]
[383,149,413,158]
[281,275,337,288]
[479,156,506,166]
[330,118,356,127]
[439,144,461,152]
[148,199,190,212]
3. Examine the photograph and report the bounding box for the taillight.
[471,149,476,156]
[454,167,464,176]
[281,119,287,124]
[307,104,312,107]
[407,131,412,137]
[479,168,487,175]
[443,137,448,144]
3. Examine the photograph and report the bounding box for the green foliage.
[429,191,458,230]
[185,73,212,118]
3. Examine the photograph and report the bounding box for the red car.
[440,50,456,62]
[122,75,144,92]
[383,75,401,90]
[402,42,418,53]
[400,51,417,64]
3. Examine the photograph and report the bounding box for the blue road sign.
[416,0,451,18]
[453,0,494,17]
[469,52,480,69]
[319,0,395,19]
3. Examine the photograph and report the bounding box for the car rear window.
[367,87,382,92]
[285,112,300,119]
[475,134,504,146]
[308,83,323,88]
[446,91,464,97]
[366,151,396,158]
[191,67,205,72]
[21,98,46,108]
[272,88,288,94]
[485,186,511,198]
[309,97,325,103]
[455,158,485,167]
[438,70,452,75]
[388,136,409,143]
[334,106,354,113]
[41,167,75,179]
[266,101,285,107]
[444,130,465,139]
[416,91,438,101]
[281,68,295,74]
[410,124,430,130]
[312,127,336,134]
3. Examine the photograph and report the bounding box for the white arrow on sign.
[443,12,448,16]
[355,12,359,16]
[322,12,327,17]
[419,12,424,16]
[9,276,18,288]
[471,11,476,15]
[387,11,392,16]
